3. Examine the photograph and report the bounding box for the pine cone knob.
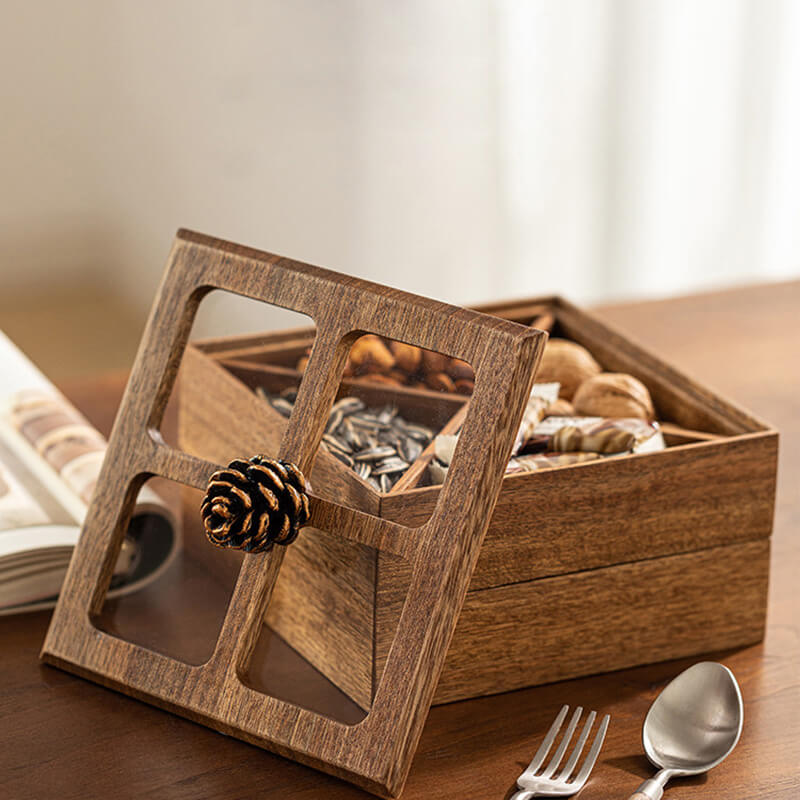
[201,456,310,553]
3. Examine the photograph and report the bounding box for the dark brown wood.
[39,230,546,798]
[0,280,797,799]
[182,292,777,708]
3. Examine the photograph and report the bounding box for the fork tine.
[571,713,610,788]
[556,709,596,781]
[540,706,583,778]
[522,705,569,774]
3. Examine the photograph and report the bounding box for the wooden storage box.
[178,295,776,710]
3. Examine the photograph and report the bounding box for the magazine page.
[0,331,181,614]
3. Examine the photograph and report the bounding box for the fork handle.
[626,795,652,800]
[510,791,537,800]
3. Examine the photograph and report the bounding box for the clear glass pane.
[93,478,239,666]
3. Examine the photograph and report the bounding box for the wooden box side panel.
[381,431,778,590]
[431,538,770,705]
[264,527,377,710]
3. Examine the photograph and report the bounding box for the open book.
[0,331,180,614]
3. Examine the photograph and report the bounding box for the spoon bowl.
[629,662,743,800]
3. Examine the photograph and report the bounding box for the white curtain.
[498,0,800,303]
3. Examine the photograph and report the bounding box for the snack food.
[572,372,655,421]
[506,452,600,473]
[534,339,602,399]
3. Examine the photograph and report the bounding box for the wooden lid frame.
[41,230,546,797]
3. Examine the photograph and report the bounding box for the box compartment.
[178,296,776,709]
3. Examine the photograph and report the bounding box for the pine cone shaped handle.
[201,456,310,553]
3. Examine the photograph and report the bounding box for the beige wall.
[1,1,798,375]
[1,3,505,343]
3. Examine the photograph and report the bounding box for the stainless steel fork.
[511,705,610,798]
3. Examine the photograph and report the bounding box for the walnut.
[572,373,655,421]
[535,339,602,399]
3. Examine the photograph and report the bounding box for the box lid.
[41,229,546,797]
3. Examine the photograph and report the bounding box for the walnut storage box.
[178,295,777,711]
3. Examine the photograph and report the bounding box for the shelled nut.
[426,372,456,393]
[350,334,395,372]
[421,350,449,375]
[447,358,474,381]
[389,342,422,373]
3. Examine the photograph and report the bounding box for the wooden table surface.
[2,281,799,799]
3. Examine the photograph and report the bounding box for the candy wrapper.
[520,416,665,455]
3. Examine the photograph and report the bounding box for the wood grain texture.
[1,280,797,800]
[383,430,777,591]
[432,539,769,703]
[39,229,546,798]
[265,527,378,710]
[178,345,379,513]
[182,293,776,709]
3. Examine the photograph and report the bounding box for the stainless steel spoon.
[627,661,743,800]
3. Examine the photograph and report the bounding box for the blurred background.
[1,0,798,377]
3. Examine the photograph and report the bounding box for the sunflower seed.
[377,406,397,424]
[350,412,391,430]
[270,397,294,417]
[399,436,423,462]
[322,433,352,454]
[332,397,364,415]
[354,446,396,462]
[372,457,409,475]
[329,449,354,468]
[404,422,434,442]
[325,408,344,434]
[256,387,435,490]
[377,428,400,446]
[341,419,364,449]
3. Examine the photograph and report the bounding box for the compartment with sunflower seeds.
[179,294,776,709]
